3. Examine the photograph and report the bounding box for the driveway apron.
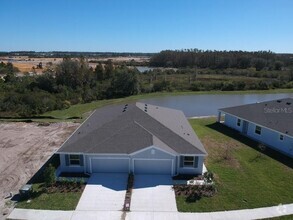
[75,173,128,211]
[131,174,177,212]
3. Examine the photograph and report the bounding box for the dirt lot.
[0,122,79,219]
[0,56,150,73]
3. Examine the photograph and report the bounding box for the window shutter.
[180,156,184,167]
[80,155,84,166]
[65,155,69,166]
[194,156,199,168]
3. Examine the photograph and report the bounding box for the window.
[255,126,262,135]
[180,156,199,168]
[183,156,195,167]
[237,119,241,126]
[69,155,80,165]
[280,134,284,141]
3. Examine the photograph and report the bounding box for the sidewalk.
[7,203,293,220]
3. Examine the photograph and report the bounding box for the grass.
[41,88,293,121]
[176,117,293,212]
[17,183,83,210]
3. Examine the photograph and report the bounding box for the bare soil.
[0,56,150,73]
[0,122,79,219]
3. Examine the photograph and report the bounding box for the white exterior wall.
[58,147,206,175]
[59,154,84,173]
[223,113,293,158]
[247,123,293,157]
[178,156,204,175]
[223,113,243,132]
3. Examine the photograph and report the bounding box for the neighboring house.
[56,102,207,176]
[218,98,293,158]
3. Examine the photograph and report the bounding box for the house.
[56,102,207,176]
[218,98,293,158]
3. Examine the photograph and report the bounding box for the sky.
[0,0,293,53]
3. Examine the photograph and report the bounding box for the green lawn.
[176,118,293,212]
[17,184,83,210]
[41,89,293,120]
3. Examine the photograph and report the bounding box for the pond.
[140,93,293,117]
[135,66,154,73]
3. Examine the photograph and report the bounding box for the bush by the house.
[173,184,217,203]
[43,164,56,187]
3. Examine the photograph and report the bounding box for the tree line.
[150,49,292,70]
[0,59,139,117]
[0,54,293,118]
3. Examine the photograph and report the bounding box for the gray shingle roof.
[57,102,207,155]
[219,98,293,136]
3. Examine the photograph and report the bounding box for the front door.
[242,120,248,134]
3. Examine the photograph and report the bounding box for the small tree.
[44,164,56,186]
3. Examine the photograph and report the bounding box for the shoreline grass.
[42,88,293,120]
[1,88,292,122]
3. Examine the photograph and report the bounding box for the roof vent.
[277,100,282,103]
[286,102,291,105]
[123,104,128,112]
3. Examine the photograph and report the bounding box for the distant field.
[0,56,149,73]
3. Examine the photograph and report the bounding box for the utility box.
[19,184,33,199]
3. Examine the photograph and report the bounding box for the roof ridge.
[135,113,207,155]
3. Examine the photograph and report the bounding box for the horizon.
[1,0,293,53]
[1,49,293,54]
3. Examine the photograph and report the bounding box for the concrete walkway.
[8,203,293,220]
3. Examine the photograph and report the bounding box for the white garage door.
[134,159,173,175]
[91,158,129,173]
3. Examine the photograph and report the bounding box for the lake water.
[140,93,293,117]
[136,66,154,73]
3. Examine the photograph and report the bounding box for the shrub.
[173,184,217,203]
[43,164,56,187]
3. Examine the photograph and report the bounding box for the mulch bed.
[123,173,134,211]
[45,182,85,194]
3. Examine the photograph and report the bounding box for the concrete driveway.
[131,174,177,212]
[75,173,128,211]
